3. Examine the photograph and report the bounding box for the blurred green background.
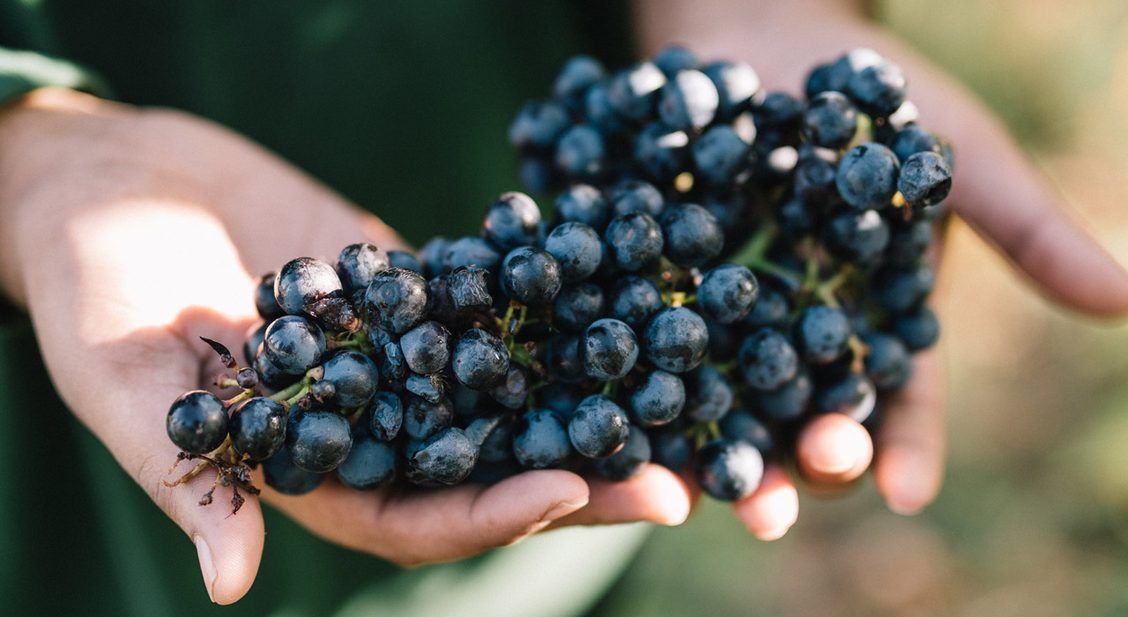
[589,1,1128,615]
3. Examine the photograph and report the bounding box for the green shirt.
[0,2,650,615]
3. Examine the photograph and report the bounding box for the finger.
[795,413,874,485]
[732,463,799,541]
[548,464,695,528]
[61,337,267,605]
[873,349,946,515]
[265,469,589,566]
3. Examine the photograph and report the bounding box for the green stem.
[729,222,777,266]
[222,389,254,408]
[601,380,618,397]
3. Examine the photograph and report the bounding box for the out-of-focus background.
[592,1,1128,615]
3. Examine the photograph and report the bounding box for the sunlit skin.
[1,1,1127,606]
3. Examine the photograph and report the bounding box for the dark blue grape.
[898,151,952,207]
[804,62,835,99]
[862,332,912,391]
[263,444,325,495]
[703,60,761,120]
[585,81,628,135]
[451,328,509,390]
[446,265,493,313]
[635,123,690,182]
[387,250,422,273]
[490,364,530,409]
[546,333,585,383]
[886,219,933,267]
[405,427,477,487]
[649,427,692,471]
[255,272,284,320]
[692,125,752,186]
[826,209,891,263]
[607,275,663,331]
[513,408,573,469]
[720,411,775,454]
[658,69,719,131]
[605,212,664,272]
[556,184,610,230]
[893,306,939,351]
[336,243,389,295]
[378,341,407,391]
[804,92,858,150]
[846,60,906,117]
[483,192,542,252]
[594,426,651,480]
[754,91,805,131]
[368,391,404,441]
[698,264,759,324]
[891,124,944,163]
[539,382,585,418]
[793,154,838,207]
[403,395,453,441]
[815,373,877,423]
[274,257,343,316]
[443,236,502,273]
[756,370,813,422]
[659,204,723,267]
[477,416,515,463]
[286,410,352,473]
[629,370,685,427]
[166,390,228,454]
[228,399,286,460]
[553,55,606,109]
[254,345,294,390]
[243,321,267,366]
[873,264,934,314]
[555,124,606,181]
[263,315,326,375]
[609,180,665,218]
[336,437,397,489]
[544,222,603,282]
[743,286,791,330]
[644,307,708,373]
[695,438,764,501]
[405,372,444,403]
[568,394,630,458]
[499,246,562,305]
[417,236,450,279]
[824,48,884,92]
[608,62,666,122]
[739,329,799,391]
[554,283,605,333]
[795,305,852,365]
[583,318,639,380]
[398,321,451,375]
[509,100,570,151]
[365,267,429,334]
[653,44,698,76]
[836,143,900,210]
[684,364,733,422]
[318,350,378,408]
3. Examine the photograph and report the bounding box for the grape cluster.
[165,45,950,512]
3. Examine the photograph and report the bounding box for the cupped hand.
[0,89,693,604]
[638,0,1128,540]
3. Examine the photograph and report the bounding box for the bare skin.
[638,0,1128,539]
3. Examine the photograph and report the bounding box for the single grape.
[898,151,952,207]
[893,306,940,351]
[862,332,912,391]
[555,124,606,181]
[756,370,813,422]
[368,391,404,441]
[556,184,610,230]
[262,444,326,495]
[554,55,606,109]
[544,222,603,282]
[229,397,286,461]
[286,410,352,473]
[644,307,708,373]
[629,370,686,427]
[703,60,761,120]
[815,373,877,424]
[166,390,228,454]
[804,91,858,149]
[659,204,723,267]
[451,328,510,390]
[508,100,570,151]
[405,427,478,487]
[321,350,380,408]
[692,125,752,186]
[608,62,666,122]
[398,321,451,375]
[554,283,605,333]
[255,272,285,320]
[605,212,664,272]
[262,315,327,376]
[846,60,906,118]
[720,410,775,454]
[483,192,542,251]
[684,364,734,422]
[697,264,759,324]
[825,209,891,264]
[607,275,663,331]
[274,257,343,316]
[403,395,454,441]
[446,265,493,313]
[443,236,502,273]
[499,246,562,305]
[583,318,640,380]
[336,243,389,295]
[568,394,630,459]
[512,409,573,469]
[490,364,530,409]
[594,426,651,480]
[653,44,698,76]
[608,179,665,218]
[635,122,691,182]
[695,438,764,501]
[387,250,422,273]
[739,329,800,391]
[365,267,429,334]
[795,305,853,365]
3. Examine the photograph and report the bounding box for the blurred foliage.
[590,2,1128,616]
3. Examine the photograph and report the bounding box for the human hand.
[0,88,694,604]
[637,0,1128,539]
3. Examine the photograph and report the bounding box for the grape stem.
[730,222,802,286]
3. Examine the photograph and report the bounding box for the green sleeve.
[0,46,111,105]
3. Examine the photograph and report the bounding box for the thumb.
[64,337,266,604]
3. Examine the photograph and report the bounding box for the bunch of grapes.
[165,45,951,513]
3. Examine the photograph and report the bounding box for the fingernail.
[194,535,218,603]
[543,498,588,521]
